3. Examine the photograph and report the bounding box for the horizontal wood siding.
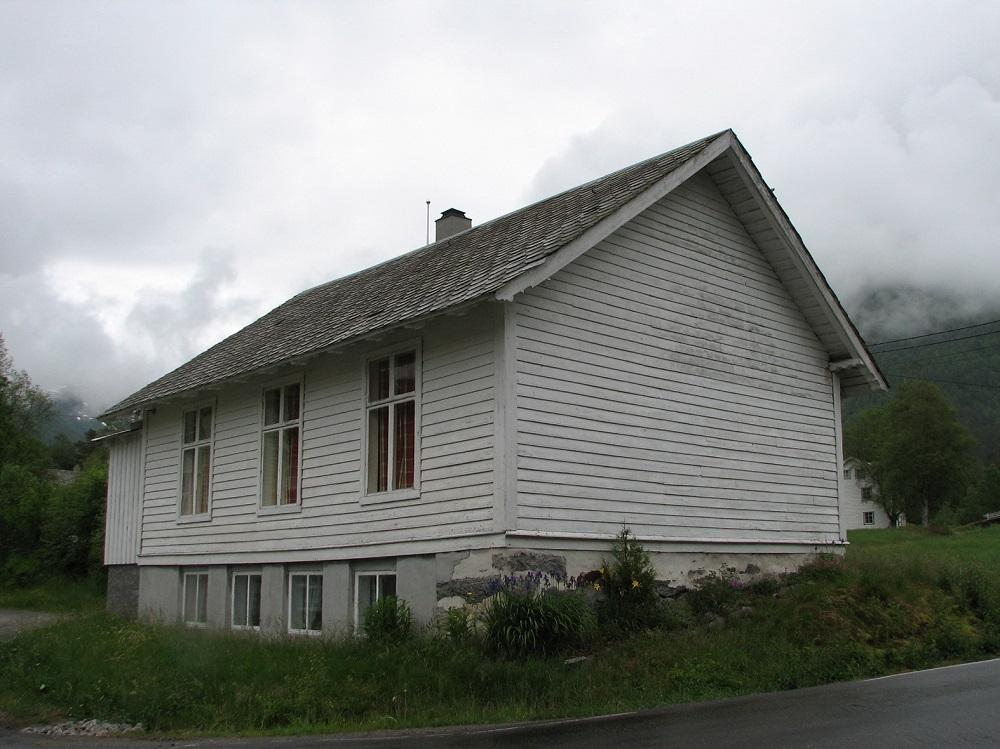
[104,432,143,564]
[513,171,840,542]
[139,307,495,559]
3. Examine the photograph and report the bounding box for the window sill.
[288,628,323,637]
[257,503,302,517]
[360,487,420,506]
[177,513,212,524]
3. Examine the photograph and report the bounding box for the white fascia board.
[723,140,888,392]
[494,131,736,302]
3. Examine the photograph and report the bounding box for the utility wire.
[884,373,1000,390]
[871,328,1000,354]
[869,317,1000,347]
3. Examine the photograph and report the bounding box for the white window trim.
[360,341,422,505]
[230,571,262,631]
[862,511,876,526]
[353,570,398,632]
[258,375,305,516]
[182,570,209,627]
[287,571,323,636]
[177,400,216,523]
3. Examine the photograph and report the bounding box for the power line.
[872,328,1000,354]
[891,343,1000,366]
[869,317,1000,347]
[884,373,1000,390]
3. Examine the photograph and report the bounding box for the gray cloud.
[1,0,999,405]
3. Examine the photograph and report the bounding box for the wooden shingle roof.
[105,133,724,415]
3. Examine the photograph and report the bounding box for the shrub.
[481,589,595,658]
[596,527,659,631]
[687,565,742,618]
[439,606,476,643]
[362,596,413,644]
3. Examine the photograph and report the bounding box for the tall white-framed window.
[363,347,419,500]
[288,571,322,635]
[354,571,397,630]
[180,405,213,518]
[260,380,302,509]
[231,572,262,630]
[863,511,875,526]
[183,571,209,626]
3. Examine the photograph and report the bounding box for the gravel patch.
[22,719,143,737]
[0,610,58,642]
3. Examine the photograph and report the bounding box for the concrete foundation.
[106,564,140,619]
[130,542,830,634]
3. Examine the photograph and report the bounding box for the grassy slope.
[0,577,105,613]
[1,528,999,736]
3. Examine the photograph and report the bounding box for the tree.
[846,381,975,526]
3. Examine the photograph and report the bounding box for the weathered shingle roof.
[104,132,724,415]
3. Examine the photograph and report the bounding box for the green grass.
[1,527,999,736]
[0,576,105,613]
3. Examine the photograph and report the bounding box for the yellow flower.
[631,579,641,589]
[593,583,602,592]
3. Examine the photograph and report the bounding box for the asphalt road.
[4,657,1000,748]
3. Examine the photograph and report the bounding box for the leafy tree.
[846,381,975,526]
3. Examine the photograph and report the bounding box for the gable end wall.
[512,171,841,543]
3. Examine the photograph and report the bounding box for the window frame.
[843,468,852,481]
[360,342,421,504]
[287,571,323,636]
[258,376,305,515]
[353,570,398,631]
[177,401,216,522]
[182,570,209,627]
[230,571,263,631]
[862,486,874,500]
[862,511,876,526]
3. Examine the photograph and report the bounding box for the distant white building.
[841,457,898,529]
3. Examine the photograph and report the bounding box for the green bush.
[481,590,595,658]
[439,606,475,644]
[687,565,742,618]
[596,527,659,631]
[362,596,413,644]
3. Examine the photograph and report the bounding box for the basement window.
[354,571,397,631]
[363,347,420,501]
[863,511,876,526]
[288,572,322,635]
[183,572,209,626]
[231,573,262,630]
[180,405,213,518]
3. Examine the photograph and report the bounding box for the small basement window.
[232,573,262,630]
[183,572,209,626]
[863,511,875,526]
[355,571,397,630]
[288,572,322,634]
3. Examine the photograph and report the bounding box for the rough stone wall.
[106,564,140,619]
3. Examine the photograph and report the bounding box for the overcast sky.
[1,0,998,413]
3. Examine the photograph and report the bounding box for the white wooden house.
[101,130,886,631]
[840,457,897,529]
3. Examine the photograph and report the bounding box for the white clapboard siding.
[513,171,840,542]
[104,432,143,564]
[138,305,495,558]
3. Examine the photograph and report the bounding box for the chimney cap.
[438,207,468,220]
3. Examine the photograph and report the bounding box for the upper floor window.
[261,382,302,508]
[365,349,418,496]
[843,468,852,480]
[862,486,873,500]
[181,406,213,516]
